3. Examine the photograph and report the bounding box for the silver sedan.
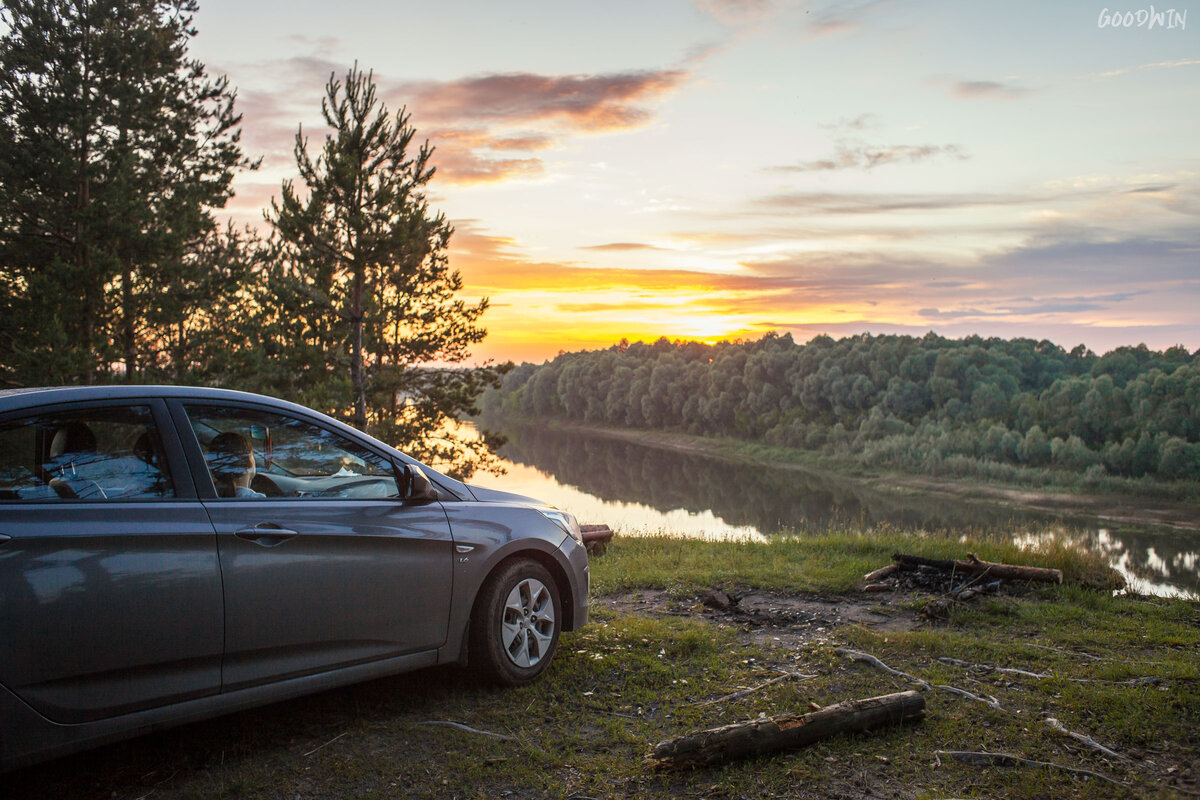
[0,386,588,770]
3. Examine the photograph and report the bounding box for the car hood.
[466,483,548,506]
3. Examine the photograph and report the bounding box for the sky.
[190,0,1200,364]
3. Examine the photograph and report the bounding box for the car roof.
[0,384,298,409]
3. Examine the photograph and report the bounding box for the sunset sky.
[193,0,1199,364]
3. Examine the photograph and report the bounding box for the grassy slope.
[7,533,1198,800]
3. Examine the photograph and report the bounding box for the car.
[0,385,588,770]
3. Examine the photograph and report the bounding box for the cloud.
[692,0,774,24]
[392,70,687,131]
[772,142,967,172]
[805,0,893,37]
[215,57,690,187]
[1097,58,1200,79]
[950,80,1029,100]
[750,179,1183,216]
[380,68,689,184]
[917,294,1143,320]
[424,128,551,185]
[755,190,1049,215]
[282,35,340,57]
[819,113,882,131]
[581,242,673,252]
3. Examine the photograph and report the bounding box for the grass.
[591,526,1125,595]
[8,531,1198,799]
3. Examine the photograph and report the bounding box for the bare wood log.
[934,750,1128,786]
[648,691,925,769]
[894,552,1062,584]
[862,563,899,582]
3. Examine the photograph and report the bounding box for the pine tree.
[0,0,253,386]
[261,65,507,478]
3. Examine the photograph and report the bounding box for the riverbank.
[9,533,1196,800]
[524,419,1200,532]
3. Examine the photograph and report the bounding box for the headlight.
[538,507,583,544]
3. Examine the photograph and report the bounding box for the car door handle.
[235,524,299,547]
[0,533,10,545]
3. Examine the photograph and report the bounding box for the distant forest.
[480,333,1200,484]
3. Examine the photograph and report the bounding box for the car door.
[173,402,454,692]
[0,400,222,723]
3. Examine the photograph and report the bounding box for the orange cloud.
[424,128,551,185]
[580,242,673,252]
[387,69,688,185]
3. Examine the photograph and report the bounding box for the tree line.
[480,333,1200,483]
[0,1,502,476]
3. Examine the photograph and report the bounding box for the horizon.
[473,328,1200,368]
[191,0,1199,365]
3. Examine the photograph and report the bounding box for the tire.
[469,558,561,686]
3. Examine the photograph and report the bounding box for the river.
[465,421,1199,598]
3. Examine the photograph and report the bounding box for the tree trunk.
[122,265,136,382]
[648,690,925,769]
[350,265,367,429]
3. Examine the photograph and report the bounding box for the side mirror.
[400,463,439,503]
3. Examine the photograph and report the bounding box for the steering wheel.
[251,474,284,497]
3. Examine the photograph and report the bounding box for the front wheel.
[470,559,561,685]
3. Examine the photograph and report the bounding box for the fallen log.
[580,524,614,554]
[894,552,1062,584]
[862,563,899,582]
[647,690,925,769]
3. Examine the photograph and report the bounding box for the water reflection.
[474,422,1200,598]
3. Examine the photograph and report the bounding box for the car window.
[184,406,400,500]
[0,405,174,501]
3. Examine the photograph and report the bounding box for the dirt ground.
[599,586,921,651]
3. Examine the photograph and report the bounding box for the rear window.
[0,405,174,501]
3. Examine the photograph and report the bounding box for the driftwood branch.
[691,670,816,707]
[837,649,1001,709]
[303,731,348,756]
[938,656,1051,680]
[836,648,930,690]
[418,720,512,740]
[649,691,925,769]
[1044,717,1132,763]
[935,750,1128,786]
[932,684,1002,710]
[894,553,1062,584]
